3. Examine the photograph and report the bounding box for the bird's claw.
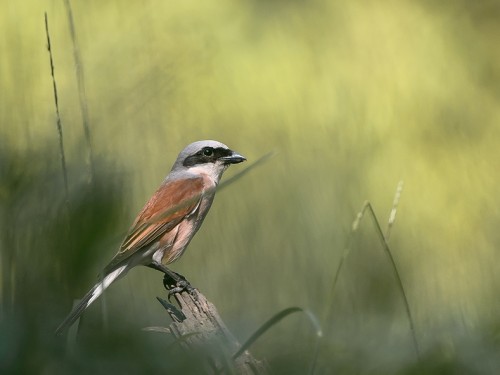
[163,274,197,301]
[167,279,190,297]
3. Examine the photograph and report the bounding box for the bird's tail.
[55,265,126,336]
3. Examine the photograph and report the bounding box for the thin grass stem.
[234,307,322,375]
[63,0,95,182]
[325,185,420,361]
[44,13,69,206]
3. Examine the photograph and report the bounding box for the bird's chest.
[158,190,216,264]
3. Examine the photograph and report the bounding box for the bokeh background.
[1,0,499,373]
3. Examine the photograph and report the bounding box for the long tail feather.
[55,265,126,336]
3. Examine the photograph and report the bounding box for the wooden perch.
[157,286,268,374]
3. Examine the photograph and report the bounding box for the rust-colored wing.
[104,176,205,273]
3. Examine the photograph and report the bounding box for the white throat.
[186,163,228,184]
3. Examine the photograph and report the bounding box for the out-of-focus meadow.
[1,0,499,373]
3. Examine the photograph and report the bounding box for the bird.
[55,140,246,335]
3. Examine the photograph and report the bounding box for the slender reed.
[325,182,420,360]
[63,0,95,182]
[44,12,69,205]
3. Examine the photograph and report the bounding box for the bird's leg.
[148,263,196,300]
[164,273,197,301]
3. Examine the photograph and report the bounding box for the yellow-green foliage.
[1,0,499,373]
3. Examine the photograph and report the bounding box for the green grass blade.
[233,306,323,374]
[325,197,420,360]
[218,151,276,192]
[364,201,420,359]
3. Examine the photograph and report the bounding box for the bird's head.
[170,140,246,182]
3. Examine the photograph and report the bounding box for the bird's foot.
[163,272,197,301]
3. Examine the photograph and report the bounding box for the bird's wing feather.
[104,176,205,273]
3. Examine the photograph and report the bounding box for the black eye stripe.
[183,147,232,167]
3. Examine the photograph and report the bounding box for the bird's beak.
[221,151,246,164]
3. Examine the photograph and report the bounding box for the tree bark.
[158,287,268,374]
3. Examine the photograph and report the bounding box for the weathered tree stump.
[157,286,268,374]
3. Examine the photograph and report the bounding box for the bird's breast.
[160,192,216,265]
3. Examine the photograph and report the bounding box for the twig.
[157,287,269,374]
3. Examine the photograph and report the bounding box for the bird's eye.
[203,148,213,156]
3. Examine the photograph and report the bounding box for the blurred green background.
[1,0,499,373]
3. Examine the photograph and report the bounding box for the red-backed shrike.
[55,140,245,335]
